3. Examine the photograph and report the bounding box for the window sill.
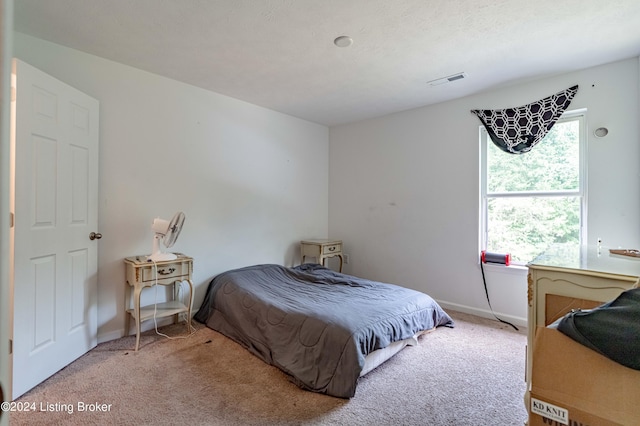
[481,262,528,275]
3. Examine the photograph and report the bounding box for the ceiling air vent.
[427,72,467,86]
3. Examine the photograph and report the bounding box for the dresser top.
[529,244,640,278]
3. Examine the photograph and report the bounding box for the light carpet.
[11,311,528,425]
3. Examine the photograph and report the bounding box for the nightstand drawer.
[141,264,189,283]
[323,243,342,254]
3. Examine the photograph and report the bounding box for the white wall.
[329,58,640,326]
[12,31,640,338]
[13,33,329,342]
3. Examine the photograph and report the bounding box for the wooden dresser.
[525,244,640,416]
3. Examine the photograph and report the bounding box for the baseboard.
[97,329,122,344]
[97,316,177,344]
[436,299,528,331]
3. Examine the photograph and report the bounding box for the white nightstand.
[124,253,194,351]
[301,239,344,272]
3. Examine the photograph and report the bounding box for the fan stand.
[148,234,177,262]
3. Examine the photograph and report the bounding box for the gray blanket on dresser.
[194,263,453,398]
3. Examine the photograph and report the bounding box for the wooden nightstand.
[124,253,194,351]
[301,239,344,272]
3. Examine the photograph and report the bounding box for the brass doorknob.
[89,232,102,240]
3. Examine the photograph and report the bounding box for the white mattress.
[359,328,433,377]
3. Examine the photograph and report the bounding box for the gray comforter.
[194,263,453,398]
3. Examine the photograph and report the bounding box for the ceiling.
[13,0,640,126]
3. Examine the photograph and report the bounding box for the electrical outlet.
[344,254,350,264]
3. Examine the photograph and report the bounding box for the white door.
[11,59,99,399]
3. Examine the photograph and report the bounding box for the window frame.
[479,109,588,265]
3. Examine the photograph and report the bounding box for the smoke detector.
[334,36,353,47]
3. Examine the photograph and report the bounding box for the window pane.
[487,119,580,193]
[487,196,580,263]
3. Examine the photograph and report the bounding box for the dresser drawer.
[322,243,342,255]
[141,263,189,283]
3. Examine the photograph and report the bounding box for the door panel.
[31,255,56,349]
[12,59,99,399]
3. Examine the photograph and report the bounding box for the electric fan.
[147,211,185,262]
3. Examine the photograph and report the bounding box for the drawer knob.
[158,268,176,275]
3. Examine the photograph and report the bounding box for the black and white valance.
[471,85,579,154]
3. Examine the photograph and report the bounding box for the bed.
[194,263,453,398]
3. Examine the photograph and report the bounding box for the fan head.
[147,212,185,262]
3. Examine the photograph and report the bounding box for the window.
[480,110,586,264]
